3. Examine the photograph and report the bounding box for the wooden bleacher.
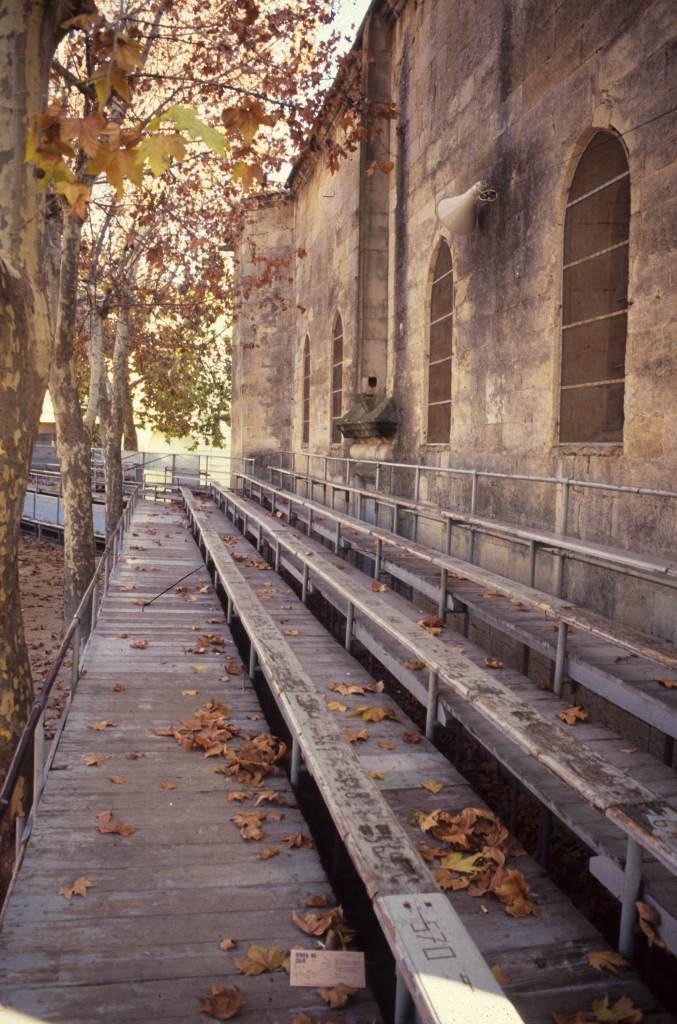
[183,488,675,1024]
[217,478,677,960]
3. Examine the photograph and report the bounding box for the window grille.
[427,240,453,443]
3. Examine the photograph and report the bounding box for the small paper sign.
[289,948,366,989]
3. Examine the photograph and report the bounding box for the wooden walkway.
[0,499,380,1024]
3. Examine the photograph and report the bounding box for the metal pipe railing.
[0,485,140,920]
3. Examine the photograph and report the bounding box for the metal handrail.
[0,484,141,917]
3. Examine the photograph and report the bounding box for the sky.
[334,0,373,45]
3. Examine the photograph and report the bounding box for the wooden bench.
[234,472,677,754]
[213,483,677,959]
[181,489,524,1024]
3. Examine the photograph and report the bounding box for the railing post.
[274,542,281,573]
[226,596,234,625]
[394,967,414,1024]
[335,522,341,554]
[33,712,45,807]
[91,576,99,629]
[438,569,448,621]
[71,619,81,690]
[290,737,302,786]
[375,462,381,493]
[425,670,439,739]
[302,564,309,604]
[468,470,478,564]
[618,837,643,958]
[374,538,383,579]
[554,479,570,597]
[249,644,257,680]
[15,812,26,861]
[444,517,452,555]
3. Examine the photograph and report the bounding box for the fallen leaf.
[587,949,629,974]
[305,894,328,907]
[283,629,300,637]
[58,877,93,901]
[319,983,357,1009]
[422,779,444,794]
[377,740,395,750]
[492,869,539,918]
[402,731,421,744]
[370,770,385,780]
[439,851,483,873]
[84,754,103,767]
[291,1015,311,1024]
[636,901,666,950]
[109,775,125,785]
[256,845,280,860]
[591,993,643,1023]
[113,682,126,692]
[491,964,510,985]
[417,615,443,635]
[350,705,398,723]
[328,682,365,696]
[404,660,425,670]
[182,688,198,697]
[234,943,287,975]
[95,810,137,837]
[327,700,348,712]
[129,639,148,649]
[656,676,677,689]
[343,728,369,743]
[161,781,177,791]
[89,720,118,731]
[559,706,589,726]
[282,832,314,849]
[125,751,145,761]
[484,658,503,669]
[219,937,237,951]
[371,580,388,592]
[199,984,243,1020]
[228,792,250,803]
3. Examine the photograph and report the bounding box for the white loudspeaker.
[436,181,484,235]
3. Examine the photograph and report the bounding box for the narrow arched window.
[302,336,310,446]
[427,240,453,443]
[331,314,343,443]
[560,131,630,443]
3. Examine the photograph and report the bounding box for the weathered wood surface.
[0,499,380,1024]
[188,493,675,1024]
[216,485,677,878]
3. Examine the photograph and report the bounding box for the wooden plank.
[374,893,523,1024]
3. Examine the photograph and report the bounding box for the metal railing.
[0,485,141,920]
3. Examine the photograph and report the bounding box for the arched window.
[427,240,453,443]
[301,336,310,446]
[331,314,343,443]
[560,131,630,443]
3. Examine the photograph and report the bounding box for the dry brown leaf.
[422,779,444,794]
[234,943,287,975]
[404,660,425,670]
[587,949,629,974]
[371,580,388,592]
[656,676,677,689]
[559,706,589,726]
[129,639,148,649]
[283,629,300,637]
[161,781,177,791]
[95,810,137,837]
[83,754,103,767]
[89,720,118,731]
[58,877,93,901]
[402,731,421,744]
[417,615,443,635]
[366,680,385,693]
[484,657,503,669]
[326,700,348,712]
[492,868,539,918]
[636,900,666,950]
[343,728,369,743]
[126,751,145,761]
[182,688,198,697]
[113,682,126,692]
[219,937,237,951]
[491,964,510,985]
[199,984,243,1020]
[369,770,385,780]
[377,740,395,750]
[350,705,398,723]
[228,792,250,803]
[291,1015,311,1024]
[254,790,288,806]
[328,682,365,696]
[282,832,314,849]
[109,775,125,785]
[305,894,329,908]
[292,907,343,937]
[591,993,643,1023]
[319,983,357,1009]
[256,845,280,860]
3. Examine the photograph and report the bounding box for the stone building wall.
[230,0,677,641]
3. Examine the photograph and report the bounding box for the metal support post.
[374,539,383,579]
[335,522,341,554]
[527,540,537,587]
[248,645,257,680]
[393,504,399,535]
[92,579,99,629]
[375,462,381,492]
[226,596,234,625]
[554,479,570,598]
[307,509,313,536]
[553,621,568,696]
[274,543,281,573]
[290,738,301,786]
[256,524,262,553]
[302,564,309,604]
[438,569,448,621]
[444,518,452,555]
[468,470,478,564]
[345,602,354,652]
[425,670,439,740]
[618,837,643,958]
